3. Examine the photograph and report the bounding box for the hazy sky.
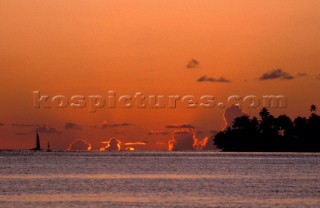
[1,0,320,150]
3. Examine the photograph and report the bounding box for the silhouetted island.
[214,105,320,152]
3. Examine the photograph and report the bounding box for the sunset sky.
[1,0,320,150]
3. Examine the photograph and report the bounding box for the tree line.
[214,105,320,152]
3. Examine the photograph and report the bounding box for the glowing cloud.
[123,142,147,145]
[124,147,135,151]
[168,129,211,151]
[67,139,92,151]
[100,137,121,151]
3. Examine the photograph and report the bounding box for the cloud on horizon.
[36,125,61,134]
[65,122,82,130]
[259,69,294,80]
[101,121,132,129]
[12,123,39,127]
[197,75,231,83]
[168,129,211,150]
[223,105,248,128]
[296,72,307,77]
[186,59,200,68]
[148,130,169,135]
[100,137,121,151]
[68,139,92,151]
[166,124,195,129]
[123,141,148,145]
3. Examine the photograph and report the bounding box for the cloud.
[65,122,82,130]
[259,69,294,80]
[0,122,4,126]
[209,130,218,135]
[296,72,307,77]
[316,74,320,79]
[12,123,39,127]
[173,130,192,135]
[68,139,92,151]
[100,137,121,151]
[168,129,194,150]
[194,129,204,134]
[36,125,61,134]
[166,123,195,129]
[223,105,248,128]
[168,129,210,150]
[123,141,148,145]
[148,130,169,135]
[202,136,215,150]
[197,75,231,83]
[101,121,131,129]
[193,136,210,150]
[186,59,200,68]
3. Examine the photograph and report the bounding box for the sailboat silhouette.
[32,131,42,151]
[47,142,52,152]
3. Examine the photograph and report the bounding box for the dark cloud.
[173,131,191,135]
[259,69,294,80]
[36,125,61,134]
[197,75,231,83]
[12,123,39,127]
[148,130,169,135]
[168,129,210,150]
[168,130,194,150]
[0,122,4,126]
[68,139,92,151]
[166,124,195,129]
[65,122,82,130]
[186,59,200,68]
[100,137,121,151]
[223,105,248,128]
[101,122,131,129]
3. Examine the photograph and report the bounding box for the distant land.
[214,105,320,152]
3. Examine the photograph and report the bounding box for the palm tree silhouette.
[259,108,270,121]
[213,106,320,152]
[310,105,317,113]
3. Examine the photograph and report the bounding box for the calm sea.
[0,151,319,208]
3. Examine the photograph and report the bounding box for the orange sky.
[1,0,320,150]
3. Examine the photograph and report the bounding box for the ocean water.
[0,151,319,208]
